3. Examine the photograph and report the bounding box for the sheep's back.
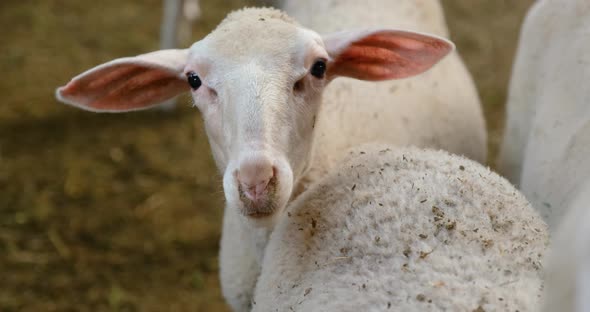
[253,145,547,311]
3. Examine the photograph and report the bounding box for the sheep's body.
[497,0,590,227]
[252,145,547,311]
[543,181,590,312]
[284,0,487,189]
[219,2,486,310]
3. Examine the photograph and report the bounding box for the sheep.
[542,181,590,312]
[497,1,590,311]
[55,5,485,310]
[251,144,548,311]
[497,0,590,228]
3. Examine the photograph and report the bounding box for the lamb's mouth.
[244,210,275,219]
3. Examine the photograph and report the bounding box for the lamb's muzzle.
[236,159,279,218]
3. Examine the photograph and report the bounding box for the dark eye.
[311,59,327,78]
[186,71,202,90]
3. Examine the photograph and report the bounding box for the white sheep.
[497,1,590,311]
[542,181,590,312]
[497,0,590,228]
[252,144,548,311]
[55,5,485,310]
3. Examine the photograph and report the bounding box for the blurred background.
[0,0,534,311]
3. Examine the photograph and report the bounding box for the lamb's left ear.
[55,49,189,112]
[323,29,454,81]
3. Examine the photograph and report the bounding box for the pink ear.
[55,49,190,112]
[323,29,454,81]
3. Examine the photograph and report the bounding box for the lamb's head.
[55,8,453,225]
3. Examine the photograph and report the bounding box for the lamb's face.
[186,13,329,223]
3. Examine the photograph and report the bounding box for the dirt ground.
[0,1,533,311]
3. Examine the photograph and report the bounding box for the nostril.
[271,166,277,179]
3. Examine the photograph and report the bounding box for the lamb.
[251,144,548,311]
[55,5,485,310]
[496,1,590,310]
[497,0,590,228]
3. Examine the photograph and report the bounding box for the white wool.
[497,0,590,228]
[219,2,486,310]
[252,144,547,311]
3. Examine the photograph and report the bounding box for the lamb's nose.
[236,158,275,202]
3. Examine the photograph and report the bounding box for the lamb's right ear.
[56,49,190,112]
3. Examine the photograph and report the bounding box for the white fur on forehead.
[203,7,307,64]
[218,7,299,28]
